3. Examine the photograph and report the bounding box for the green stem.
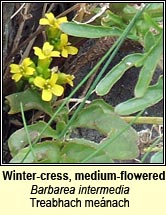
[140,137,162,163]
[121,116,163,125]
[122,8,163,22]
[20,102,37,162]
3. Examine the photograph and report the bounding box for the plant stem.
[140,137,162,163]
[121,116,163,125]
[20,102,37,162]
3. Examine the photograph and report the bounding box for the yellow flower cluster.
[40,13,78,58]
[40,12,67,30]
[10,58,35,82]
[34,73,64,101]
[9,13,78,102]
[33,42,60,60]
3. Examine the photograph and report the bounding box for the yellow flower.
[34,73,64,101]
[57,73,75,87]
[10,58,35,82]
[39,12,68,29]
[57,34,78,58]
[33,42,60,60]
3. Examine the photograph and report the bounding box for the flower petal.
[25,67,35,75]
[61,48,68,58]
[51,85,64,96]
[50,51,60,57]
[49,73,58,84]
[61,34,68,46]
[57,17,68,25]
[33,47,45,59]
[39,18,51,25]
[42,89,52,101]
[10,64,20,73]
[22,58,33,67]
[66,75,75,86]
[57,73,75,86]
[34,76,46,88]
[45,12,55,23]
[66,46,78,55]
[43,42,53,52]
[12,73,22,82]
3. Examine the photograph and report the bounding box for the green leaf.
[100,133,138,160]
[123,4,163,21]
[5,88,53,116]
[134,33,163,97]
[60,22,138,40]
[150,150,163,163]
[95,53,143,96]
[146,3,163,11]
[8,121,58,156]
[60,138,114,163]
[101,10,127,28]
[72,99,138,160]
[143,12,162,32]
[144,31,156,52]
[115,76,163,115]
[10,141,60,163]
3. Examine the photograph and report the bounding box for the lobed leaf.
[72,99,138,160]
[8,121,58,156]
[5,88,53,116]
[10,141,60,163]
[60,138,114,163]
